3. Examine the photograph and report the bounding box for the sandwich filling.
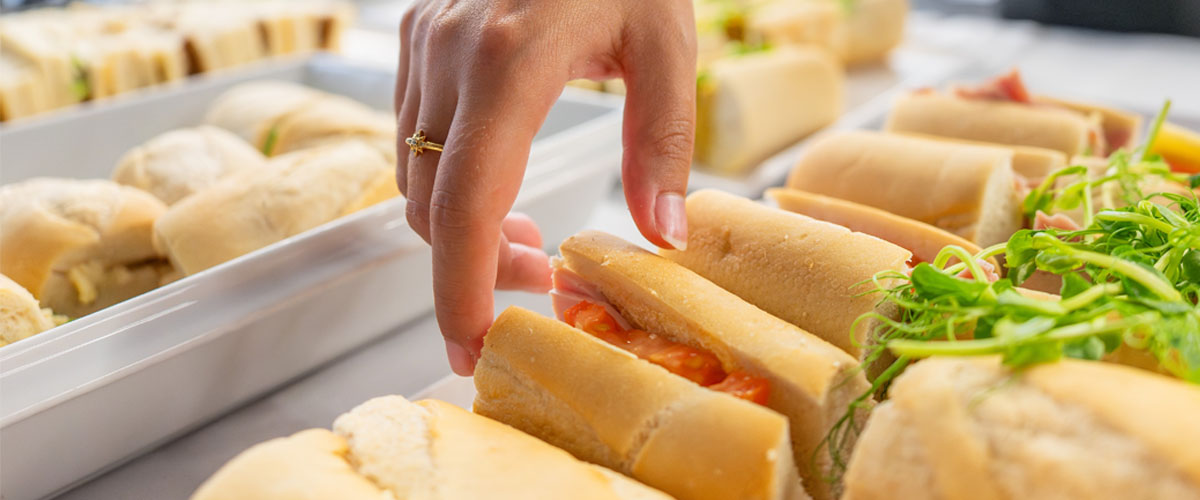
[550,266,770,405]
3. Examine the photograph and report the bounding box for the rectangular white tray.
[0,56,624,500]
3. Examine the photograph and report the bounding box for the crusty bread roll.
[154,140,399,275]
[0,178,171,318]
[695,47,843,175]
[786,131,1023,247]
[661,189,909,359]
[833,0,908,64]
[112,126,266,205]
[193,395,669,500]
[480,231,871,500]
[892,132,1067,188]
[767,189,991,266]
[843,357,1200,500]
[204,81,395,161]
[885,92,1106,157]
[203,80,323,148]
[476,307,803,500]
[0,274,58,346]
[1036,96,1143,154]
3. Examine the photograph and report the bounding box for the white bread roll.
[885,92,1104,157]
[336,396,673,500]
[476,307,803,500]
[0,274,58,346]
[767,188,990,266]
[154,140,399,275]
[0,178,171,318]
[786,131,1022,247]
[661,189,909,359]
[203,80,323,148]
[1037,96,1142,154]
[112,126,266,205]
[843,357,1200,500]
[892,132,1068,188]
[747,0,907,65]
[833,0,908,64]
[192,396,673,500]
[696,47,843,175]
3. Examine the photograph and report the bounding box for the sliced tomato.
[622,329,675,358]
[565,302,621,337]
[647,344,727,387]
[710,370,771,405]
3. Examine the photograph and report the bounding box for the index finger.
[429,76,561,375]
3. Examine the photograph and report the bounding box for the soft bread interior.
[475,306,803,500]
[559,231,871,500]
[843,358,1200,500]
[661,189,909,359]
[0,274,57,345]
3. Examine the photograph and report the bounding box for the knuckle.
[429,188,490,232]
[475,19,522,59]
[405,199,431,231]
[646,116,695,166]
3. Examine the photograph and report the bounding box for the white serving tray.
[0,56,624,500]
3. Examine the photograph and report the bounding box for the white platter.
[0,56,624,500]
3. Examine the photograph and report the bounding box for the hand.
[397,0,697,375]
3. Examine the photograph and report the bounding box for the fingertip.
[496,242,552,292]
[445,340,476,376]
[501,212,543,249]
[654,191,688,250]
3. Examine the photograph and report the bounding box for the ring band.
[405,130,444,156]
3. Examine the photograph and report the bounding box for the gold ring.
[405,130,444,157]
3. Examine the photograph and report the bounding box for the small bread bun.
[112,125,266,205]
[786,131,1022,246]
[154,140,399,275]
[0,274,57,346]
[843,357,1200,500]
[0,178,170,318]
[203,81,323,148]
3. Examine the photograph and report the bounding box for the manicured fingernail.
[655,192,688,250]
[445,341,476,376]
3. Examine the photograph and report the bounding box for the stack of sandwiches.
[0,1,353,122]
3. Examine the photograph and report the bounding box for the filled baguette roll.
[843,357,1200,500]
[192,395,671,500]
[203,80,324,149]
[785,130,1023,246]
[477,230,872,500]
[0,178,172,318]
[746,0,907,65]
[766,188,992,267]
[660,189,909,359]
[891,132,1067,189]
[153,140,399,275]
[476,307,801,500]
[695,46,843,176]
[885,70,1141,157]
[112,125,266,205]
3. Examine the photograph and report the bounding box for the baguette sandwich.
[842,357,1200,500]
[885,70,1142,157]
[475,231,873,500]
[153,140,399,275]
[112,125,265,205]
[192,395,672,500]
[0,178,172,318]
[785,130,1023,246]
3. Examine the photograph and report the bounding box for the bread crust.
[661,190,908,359]
[153,140,396,275]
[885,92,1094,156]
[785,130,1022,246]
[112,125,265,205]
[475,306,802,500]
[843,357,1200,500]
[556,231,871,500]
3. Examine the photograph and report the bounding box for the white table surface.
[55,11,1200,500]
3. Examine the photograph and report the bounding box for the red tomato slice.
[647,344,727,387]
[565,302,621,337]
[710,370,771,406]
[622,329,675,358]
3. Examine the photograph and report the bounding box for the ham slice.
[953,68,1032,104]
[1034,210,1083,231]
[549,265,632,330]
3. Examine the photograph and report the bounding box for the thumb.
[618,10,697,250]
